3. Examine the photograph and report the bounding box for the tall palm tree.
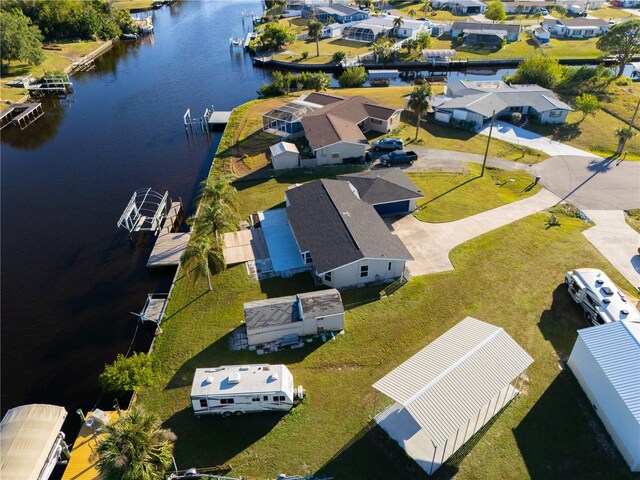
[307,20,323,57]
[408,83,432,141]
[615,126,637,155]
[408,9,416,19]
[191,203,238,236]
[392,16,404,35]
[181,233,224,291]
[94,407,176,480]
[195,177,238,211]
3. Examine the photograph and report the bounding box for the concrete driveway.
[389,189,561,276]
[533,155,640,210]
[581,210,640,290]
[477,121,600,158]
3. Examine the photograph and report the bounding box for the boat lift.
[131,293,169,327]
[117,188,168,238]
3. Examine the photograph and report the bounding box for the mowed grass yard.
[139,172,636,478]
[410,163,541,222]
[0,40,106,108]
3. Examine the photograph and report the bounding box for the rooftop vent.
[239,366,249,371]
[270,373,279,382]
[228,373,241,384]
[602,286,614,295]
[602,298,611,304]
[621,310,629,316]
[203,376,214,385]
[595,279,604,285]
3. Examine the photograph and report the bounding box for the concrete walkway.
[581,210,640,290]
[477,120,600,158]
[390,188,561,276]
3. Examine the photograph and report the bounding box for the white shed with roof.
[568,320,640,472]
[269,141,300,170]
[373,317,533,475]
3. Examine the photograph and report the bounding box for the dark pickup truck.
[380,150,418,166]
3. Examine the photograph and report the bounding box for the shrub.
[511,112,522,124]
[301,51,309,60]
[99,352,153,395]
[338,66,368,88]
[332,51,346,63]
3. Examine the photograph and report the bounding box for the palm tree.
[615,126,637,155]
[307,20,323,57]
[393,16,404,35]
[191,203,238,236]
[408,83,432,141]
[181,233,224,291]
[196,177,238,211]
[94,407,176,480]
[408,9,416,19]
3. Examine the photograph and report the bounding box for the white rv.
[565,268,640,326]
[191,364,304,417]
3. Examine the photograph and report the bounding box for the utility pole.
[481,111,495,177]
[631,98,640,129]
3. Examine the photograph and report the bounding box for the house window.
[252,397,260,402]
[199,399,208,408]
[388,262,392,271]
[273,395,286,402]
[331,153,340,158]
[220,398,235,405]
[263,395,268,401]
[324,272,332,282]
[304,252,313,264]
[549,110,562,118]
[370,118,383,125]
[360,264,369,277]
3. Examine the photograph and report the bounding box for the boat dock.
[137,293,169,325]
[208,110,232,126]
[0,103,44,130]
[27,74,74,98]
[243,31,256,48]
[61,410,125,480]
[147,198,189,268]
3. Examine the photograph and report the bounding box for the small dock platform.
[139,293,169,324]
[0,103,44,130]
[147,232,190,268]
[243,31,256,48]
[61,410,125,480]
[208,110,232,126]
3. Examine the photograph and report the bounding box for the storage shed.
[269,141,300,170]
[244,289,344,346]
[567,320,640,472]
[373,317,533,475]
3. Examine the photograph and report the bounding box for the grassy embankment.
[626,209,640,234]
[0,40,106,109]
[111,0,156,10]
[138,87,636,479]
[589,7,637,19]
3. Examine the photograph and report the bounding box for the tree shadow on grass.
[166,405,288,471]
[513,372,635,480]
[417,175,481,210]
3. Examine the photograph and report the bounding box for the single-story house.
[262,94,326,135]
[285,179,413,289]
[302,4,368,23]
[533,27,551,43]
[243,289,344,346]
[567,320,640,472]
[541,18,609,37]
[336,169,424,215]
[433,79,572,128]
[451,20,521,44]
[322,22,342,38]
[299,93,402,164]
[374,317,533,475]
[432,0,487,14]
[342,16,431,41]
[502,1,551,13]
[269,141,300,169]
[287,0,351,10]
[555,0,606,9]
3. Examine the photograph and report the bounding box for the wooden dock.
[61,410,125,480]
[243,32,256,48]
[222,228,268,265]
[147,232,190,268]
[208,110,232,126]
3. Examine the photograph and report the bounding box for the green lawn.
[589,7,635,19]
[625,209,640,234]
[526,109,640,159]
[410,163,541,223]
[602,81,640,126]
[1,40,106,109]
[139,195,635,479]
[111,0,155,10]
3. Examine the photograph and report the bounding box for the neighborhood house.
[541,18,609,38]
[301,4,368,23]
[285,178,414,289]
[432,0,487,14]
[342,16,432,42]
[243,289,344,346]
[432,79,572,128]
[451,21,522,45]
[502,1,551,13]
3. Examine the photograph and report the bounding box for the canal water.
[0,0,543,453]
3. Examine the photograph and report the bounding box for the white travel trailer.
[565,268,640,326]
[191,364,304,417]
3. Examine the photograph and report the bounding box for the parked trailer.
[191,364,304,417]
[565,268,640,327]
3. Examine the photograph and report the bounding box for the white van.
[565,268,640,326]
[191,364,304,417]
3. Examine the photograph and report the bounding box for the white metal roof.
[269,141,299,157]
[373,317,533,446]
[1,404,67,480]
[576,320,640,422]
[191,364,293,397]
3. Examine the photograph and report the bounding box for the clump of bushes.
[338,66,368,88]
[99,352,153,395]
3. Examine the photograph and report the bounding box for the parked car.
[371,137,404,151]
[537,7,549,14]
[380,150,418,166]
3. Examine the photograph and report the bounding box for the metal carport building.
[373,317,533,475]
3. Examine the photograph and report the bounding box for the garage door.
[374,201,410,215]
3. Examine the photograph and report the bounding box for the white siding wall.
[321,258,405,289]
[315,142,367,165]
[568,337,640,472]
[302,312,344,335]
[247,322,304,346]
[539,109,569,124]
[272,152,299,170]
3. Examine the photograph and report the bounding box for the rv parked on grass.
[565,268,640,326]
[191,364,304,417]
